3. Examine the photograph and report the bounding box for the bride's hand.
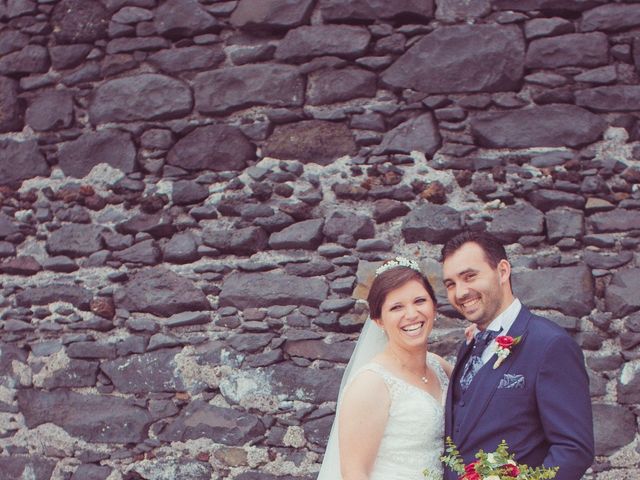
[464,324,478,344]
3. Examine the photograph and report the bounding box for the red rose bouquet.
[427,438,558,480]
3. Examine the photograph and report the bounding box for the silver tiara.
[375,256,421,277]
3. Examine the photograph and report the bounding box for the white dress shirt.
[480,298,522,365]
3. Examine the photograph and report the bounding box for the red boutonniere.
[493,335,522,369]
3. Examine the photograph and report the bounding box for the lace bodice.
[357,353,448,480]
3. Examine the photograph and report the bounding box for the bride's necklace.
[390,350,429,384]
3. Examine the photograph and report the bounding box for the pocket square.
[498,373,525,389]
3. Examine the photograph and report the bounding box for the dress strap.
[427,352,450,399]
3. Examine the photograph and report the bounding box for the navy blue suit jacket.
[444,307,594,480]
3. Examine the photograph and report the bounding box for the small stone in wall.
[275,25,371,62]
[57,130,136,178]
[0,139,49,187]
[0,76,23,133]
[263,120,357,165]
[51,0,108,44]
[231,0,316,31]
[167,124,255,172]
[382,24,524,94]
[154,0,221,38]
[89,74,193,124]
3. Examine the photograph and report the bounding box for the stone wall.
[1,0,639,479]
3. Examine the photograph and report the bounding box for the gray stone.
[589,209,640,233]
[323,211,375,241]
[52,0,108,44]
[112,6,154,23]
[0,213,19,239]
[105,37,170,55]
[172,180,209,206]
[304,415,333,447]
[58,129,136,178]
[285,259,334,277]
[26,90,74,132]
[284,340,355,363]
[114,267,210,317]
[493,0,605,12]
[487,203,544,243]
[164,311,210,328]
[375,113,441,157]
[574,65,617,85]
[49,44,92,70]
[275,25,371,62]
[0,456,56,480]
[583,251,633,270]
[67,341,116,359]
[527,189,586,211]
[0,256,41,275]
[113,239,161,265]
[575,86,640,112]
[101,348,188,393]
[203,226,267,255]
[71,464,112,480]
[219,272,328,309]
[0,29,28,56]
[471,105,606,148]
[268,363,341,403]
[373,199,411,223]
[16,284,93,310]
[402,204,463,244]
[545,208,584,243]
[381,25,524,94]
[229,333,275,353]
[269,219,324,250]
[580,4,640,32]
[148,45,225,73]
[163,232,199,264]
[148,333,184,351]
[116,212,176,239]
[263,120,357,165]
[0,139,48,186]
[592,403,636,455]
[320,0,434,22]
[17,389,152,443]
[0,76,23,132]
[524,17,574,39]
[435,0,490,22]
[0,45,50,75]
[194,64,303,115]
[231,0,315,30]
[46,224,104,257]
[90,74,192,124]
[605,268,640,317]
[167,124,255,172]
[307,67,377,105]
[513,265,594,316]
[154,0,220,38]
[618,363,640,404]
[159,400,265,445]
[0,240,16,256]
[41,359,98,389]
[526,33,608,69]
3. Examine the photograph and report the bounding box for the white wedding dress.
[349,352,448,480]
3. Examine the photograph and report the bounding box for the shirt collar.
[484,298,521,336]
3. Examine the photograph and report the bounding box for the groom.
[441,231,594,480]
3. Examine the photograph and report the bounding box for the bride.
[318,257,453,480]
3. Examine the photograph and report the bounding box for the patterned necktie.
[459,329,501,392]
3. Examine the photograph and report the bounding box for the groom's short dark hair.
[441,231,508,268]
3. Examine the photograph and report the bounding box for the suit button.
[459,400,465,407]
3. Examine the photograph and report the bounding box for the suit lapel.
[455,307,532,445]
[446,339,473,436]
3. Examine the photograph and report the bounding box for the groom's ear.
[497,259,511,285]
